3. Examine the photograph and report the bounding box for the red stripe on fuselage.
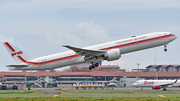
[4,42,15,52]
[17,34,175,65]
[17,54,81,65]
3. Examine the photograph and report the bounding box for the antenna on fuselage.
[131,36,136,38]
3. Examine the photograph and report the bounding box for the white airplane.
[3,32,177,70]
[132,79,179,91]
[104,77,119,87]
[108,77,117,83]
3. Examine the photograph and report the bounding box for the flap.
[7,65,29,67]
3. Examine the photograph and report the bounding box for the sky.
[0,0,180,72]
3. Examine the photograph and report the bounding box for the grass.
[0,97,180,101]
[60,89,180,94]
[0,91,43,94]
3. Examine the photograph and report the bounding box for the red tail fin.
[175,79,178,83]
[3,42,33,64]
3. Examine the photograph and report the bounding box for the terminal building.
[146,65,180,72]
[0,65,180,88]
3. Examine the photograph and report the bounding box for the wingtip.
[63,45,69,47]
[3,42,8,44]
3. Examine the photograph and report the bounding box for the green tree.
[26,83,32,90]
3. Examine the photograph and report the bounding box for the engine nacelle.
[152,85,161,89]
[104,49,121,61]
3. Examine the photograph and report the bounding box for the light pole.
[137,63,140,72]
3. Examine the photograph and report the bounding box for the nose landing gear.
[164,45,167,52]
[89,63,99,70]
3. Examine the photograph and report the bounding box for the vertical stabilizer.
[3,42,33,64]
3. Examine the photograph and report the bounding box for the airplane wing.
[157,79,178,87]
[6,65,29,67]
[63,45,106,60]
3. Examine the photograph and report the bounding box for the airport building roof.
[1,70,180,78]
[0,72,30,76]
[63,65,125,72]
[55,72,86,76]
[0,65,180,78]
[115,72,180,77]
[26,70,59,76]
[81,67,117,76]
[146,65,180,68]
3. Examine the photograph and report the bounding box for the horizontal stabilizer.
[7,65,29,67]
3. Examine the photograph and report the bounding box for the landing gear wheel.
[89,62,99,70]
[89,65,92,70]
[95,63,99,67]
[92,64,96,68]
[164,48,167,52]
[163,88,167,91]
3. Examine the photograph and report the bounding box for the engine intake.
[104,49,121,61]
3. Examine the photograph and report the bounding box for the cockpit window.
[170,34,173,35]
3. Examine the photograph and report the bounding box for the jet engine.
[104,49,121,61]
[152,85,161,89]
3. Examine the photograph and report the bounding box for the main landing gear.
[89,63,99,70]
[163,88,167,91]
[164,44,167,52]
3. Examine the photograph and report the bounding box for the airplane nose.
[174,34,177,39]
[171,34,177,40]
